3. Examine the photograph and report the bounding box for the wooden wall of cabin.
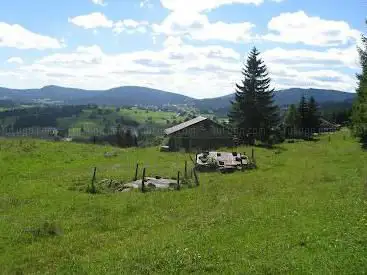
[167,120,234,151]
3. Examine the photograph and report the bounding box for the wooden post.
[193,168,199,186]
[141,167,146,193]
[184,161,187,178]
[134,163,139,181]
[189,154,195,165]
[177,171,180,190]
[91,167,97,193]
[251,148,254,160]
[328,136,331,142]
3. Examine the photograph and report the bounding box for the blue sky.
[0,0,365,98]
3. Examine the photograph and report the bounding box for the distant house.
[164,116,233,151]
[319,118,341,133]
[280,117,342,137]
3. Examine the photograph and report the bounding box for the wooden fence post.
[91,167,97,193]
[193,168,199,186]
[184,161,187,178]
[141,167,146,193]
[134,163,139,181]
[177,171,180,190]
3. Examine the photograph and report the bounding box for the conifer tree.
[352,21,367,144]
[229,47,279,145]
[297,95,309,136]
[116,124,125,147]
[285,104,298,138]
[307,96,321,133]
[125,129,134,147]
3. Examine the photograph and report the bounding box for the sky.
[0,0,365,99]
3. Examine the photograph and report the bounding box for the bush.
[26,221,63,237]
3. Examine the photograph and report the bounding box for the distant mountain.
[72,86,193,106]
[196,88,356,113]
[0,86,99,103]
[273,88,356,106]
[0,99,16,108]
[0,85,193,107]
[0,85,356,111]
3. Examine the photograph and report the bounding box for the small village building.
[319,118,341,133]
[164,116,233,151]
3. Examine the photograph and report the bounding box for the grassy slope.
[117,108,178,125]
[57,107,178,136]
[1,130,366,274]
[1,106,178,136]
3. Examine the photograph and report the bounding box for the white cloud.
[163,36,183,48]
[160,0,263,12]
[4,40,359,97]
[113,20,149,34]
[69,12,149,34]
[6,57,24,65]
[270,68,356,92]
[260,46,359,92]
[140,0,153,8]
[262,46,359,70]
[11,42,243,98]
[38,45,104,66]
[91,0,107,6]
[3,6,361,100]
[264,11,361,47]
[0,22,64,50]
[193,21,255,42]
[152,11,255,42]
[68,12,113,29]
[153,0,261,43]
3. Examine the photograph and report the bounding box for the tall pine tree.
[285,104,299,138]
[352,20,367,144]
[297,95,308,134]
[307,96,321,133]
[229,47,279,145]
[297,95,321,138]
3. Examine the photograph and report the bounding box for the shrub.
[26,221,63,238]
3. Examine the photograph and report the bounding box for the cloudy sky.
[0,0,365,98]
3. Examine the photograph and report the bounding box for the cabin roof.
[320,118,339,128]
[164,116,208,135]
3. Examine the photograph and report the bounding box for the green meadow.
[1,130,366,274]
[58,107,179,133]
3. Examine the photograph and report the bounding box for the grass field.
[56,107,180,136]
[1,106,181,138]
[117,107,179,125]
[1,130,366,274]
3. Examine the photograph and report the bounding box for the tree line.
[351,20,367,146]
[229,47,280,146]
[284,96,321,139]
[228,47,328,146]
[227,44,354,146]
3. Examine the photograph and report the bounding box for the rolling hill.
[0,85,356,110]
[195,88,356,111]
